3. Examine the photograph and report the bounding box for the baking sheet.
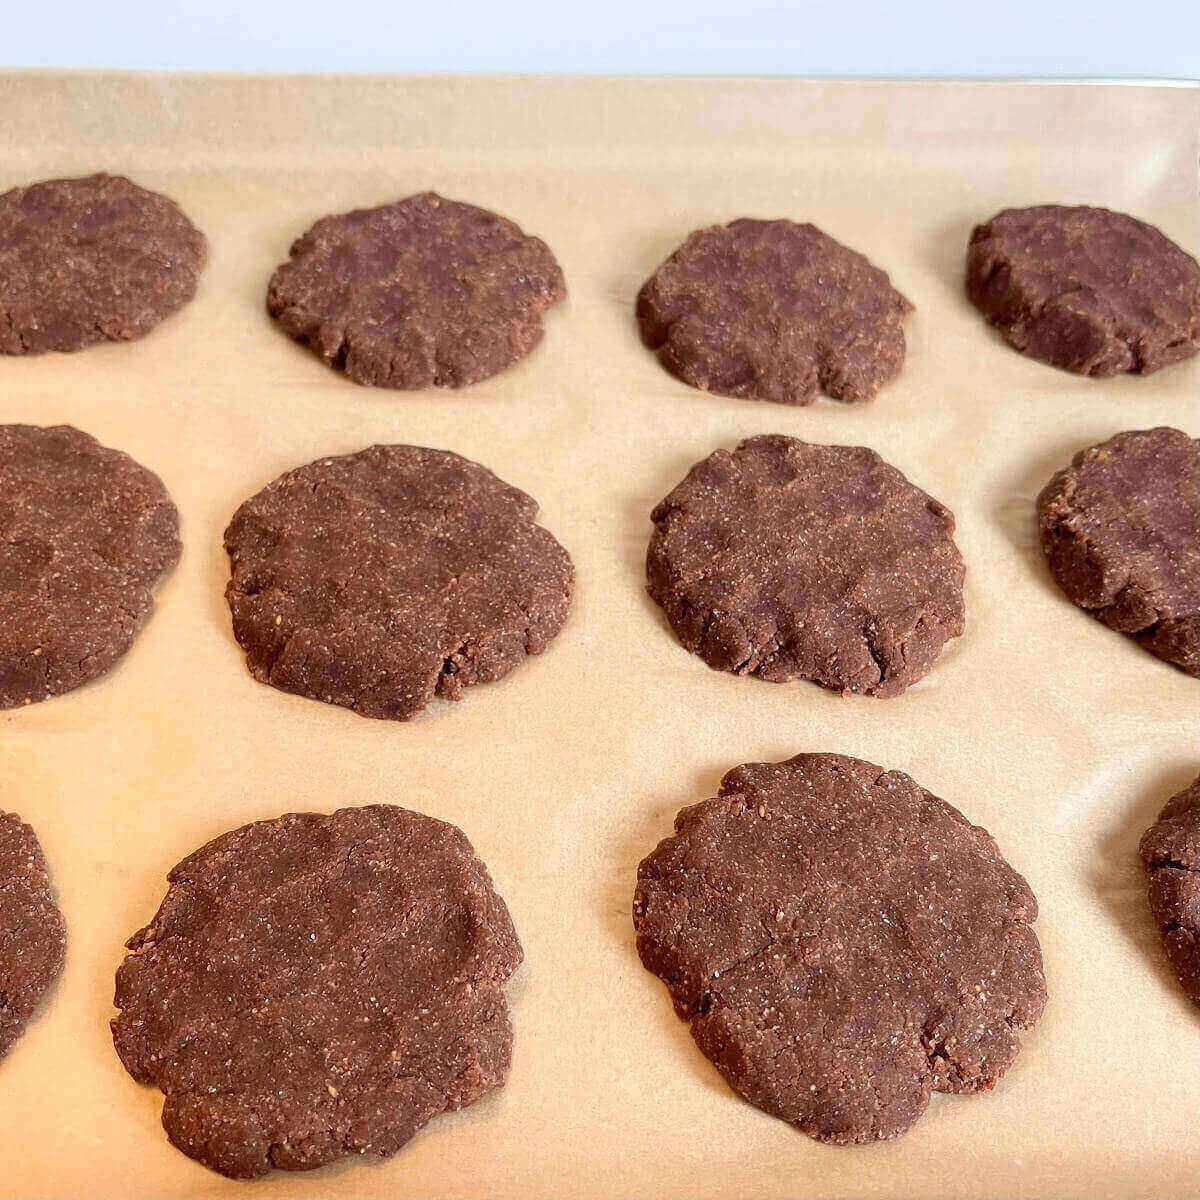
[0,73,1196,1200]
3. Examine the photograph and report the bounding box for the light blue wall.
[4,0,1199,78]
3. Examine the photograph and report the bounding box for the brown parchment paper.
[0,73,1196,1200]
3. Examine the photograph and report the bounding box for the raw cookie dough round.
[636,218,912,405]
[966,205,1200,376]
[267,191,565,388]
[0,424,181,709]
[0,812,66,1060]
[1139,775,1200,1005]
[112,805,522,1179]
[646,434,965,697]
[224,444,573,720]
[0,173,206,355]
[1037,427,1199,676]
[633,752,1047,1144]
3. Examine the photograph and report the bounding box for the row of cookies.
[2,169,1196,1184]
[1,414,1194,1176]
[3,751,1195,1179]
[3,173,1198,394]
[2,417,1195,717]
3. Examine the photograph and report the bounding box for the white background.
[3,0,1199,77]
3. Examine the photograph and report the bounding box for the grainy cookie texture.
[267,191,565,388]
[1037,427,1199,676]
[633,753,1047,1144]
[1139,775,1200,1005]
[636,218,912,405]
[0,173,205,354]
[967,205,1200,376]
[0,812,66,1061]
[112,805,523,1180]
[225,445,573,720]
[647,434,965,697]
[0,425,181,709]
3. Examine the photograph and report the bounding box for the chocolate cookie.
[633,753,1047,1144]
[1139,775,1200,1005]
[0,173,205,355]
[112,805,522,1179]
[966,205,1200,376]
[225,445,573,720]
[0,425,181,709]
[1037,427,1199,676]
[267,192,565,388]
[636,218,912,405]
[0,812,65,1061]
[647,434,965,697]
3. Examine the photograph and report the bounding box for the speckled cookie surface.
[636,218,912,405]
[267,191,565,388]
[646,434,965,697]
[633,753,1047,1144]
[0,173,205,354]
[0,424,181,709]
[966,205,1200,376]
[1037,427,1199,676]
[0,812,65,1061]
[112,804,523,1180]
[1139,775,1200,1005]
[224,444,573,720]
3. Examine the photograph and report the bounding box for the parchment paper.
[0,74,1196,1200]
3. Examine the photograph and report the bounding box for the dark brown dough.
[0,812,65,1061]
[0,425,181,709]
[646,434,965,698]
[1037,427,1199,676]
[633,753,1047,1144]
[267,191,565,388]
[1139,775,1200,1005]
[966,205,1200,376]
[224,444,573,720]
[112,804,522,1180]
[636,218,912,405]
[0,173,205,354]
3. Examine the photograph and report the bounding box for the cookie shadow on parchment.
[989,428,1124,606]
[919,214,1063,374]
[201,511,237,641]
[1089,759,1199,1020]
[916,210,1101,368]
[619,452,692,637]
[921,216,976,306]
[609,225,690,305]
[602,760,735,1104]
